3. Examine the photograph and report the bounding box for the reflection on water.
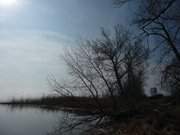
[0,105,78,135]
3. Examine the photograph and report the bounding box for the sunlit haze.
[0,0,18,8]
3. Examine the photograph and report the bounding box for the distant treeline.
[1,96,114,112]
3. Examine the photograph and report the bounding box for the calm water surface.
[0,105,77,135]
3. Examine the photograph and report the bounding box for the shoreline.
[1,96,180,135]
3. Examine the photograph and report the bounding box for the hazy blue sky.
[0,0,134,100]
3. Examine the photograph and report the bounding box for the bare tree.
[135,0,180,96]
[115,0,180,95]
[116,0,180,60]
[135,0,180,61]
[123,39,148,98]
[162,57,180,98]
[53,26,148,113]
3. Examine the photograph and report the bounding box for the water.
[0,105,77,135]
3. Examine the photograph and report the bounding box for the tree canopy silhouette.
[53,26,149,113]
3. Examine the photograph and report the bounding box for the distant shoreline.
[0,96,105,115]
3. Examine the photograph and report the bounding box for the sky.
[0,0,135,100]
